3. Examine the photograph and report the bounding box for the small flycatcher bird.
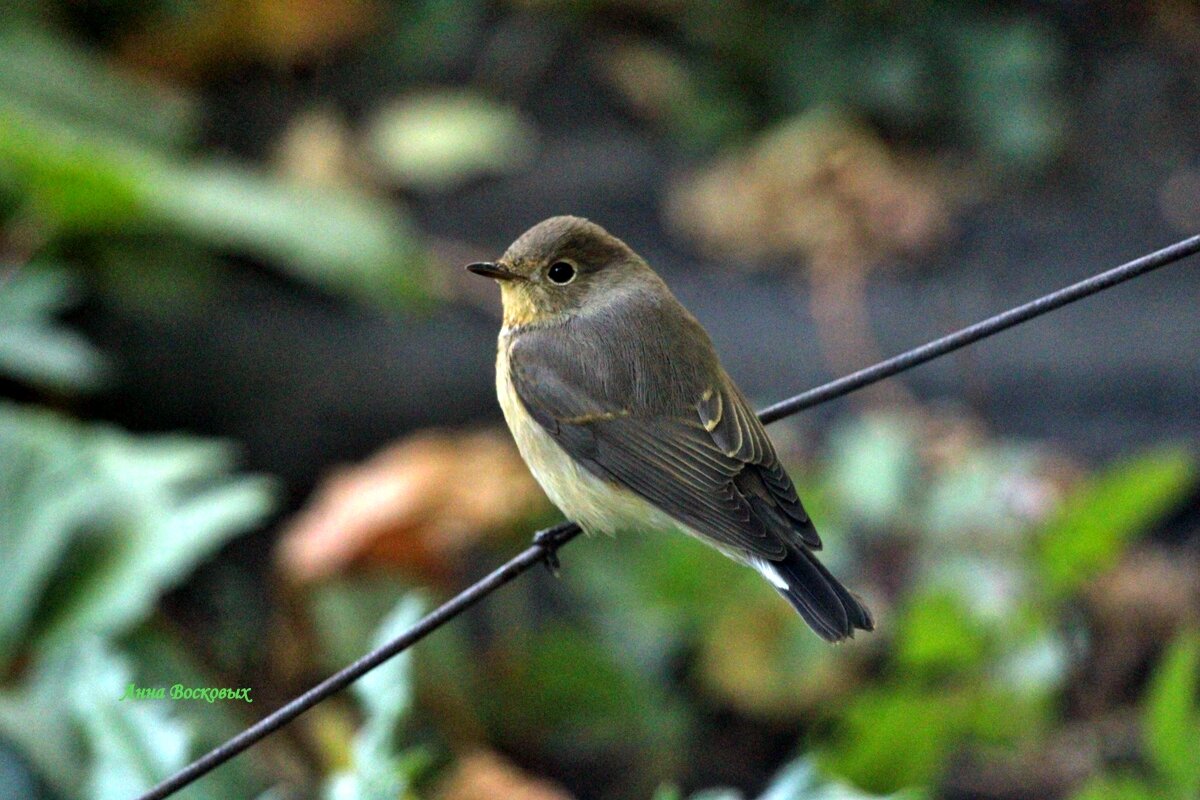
[468,216,873,641]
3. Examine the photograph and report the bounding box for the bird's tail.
[755,547,874,642]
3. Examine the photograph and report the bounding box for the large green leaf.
[0,26,194,147]
[1143,630,1200,798]
[0,402,276,667]
[37,429,277,648]
[70,639,191,800]
[142,161,429,307]
[0,639,89,797]
[324,595,428,800]
[0,638,224,800]
[1035,448,1196,595]
[0,405,104,661]
[0,27,429,309]
[0,264,110,392]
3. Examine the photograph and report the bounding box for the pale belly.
[495,337,679,536]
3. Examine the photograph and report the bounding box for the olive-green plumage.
[468,216,873,641]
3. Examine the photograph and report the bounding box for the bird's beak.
[466,262,525,281]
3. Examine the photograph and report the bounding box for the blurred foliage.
[6,407,1170,800]
[0,638,197,800]
[592,1,1066,169]
[286,413,1194,799]
[365,92,536,191]
[1036,449,1196,596]
[1071,630,1200,800]
[0,22,428,308]
[322,596,430,800]
[0,263,109,393]
[0,401,276,669]
[660,755,924,800]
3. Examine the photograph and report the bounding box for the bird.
[467,216,873,641]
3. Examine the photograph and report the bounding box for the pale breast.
[496,332,675,535]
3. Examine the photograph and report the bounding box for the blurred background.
[1,2,1199,799]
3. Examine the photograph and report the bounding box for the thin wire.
[759,233,1200,423]
[135,233,1200,800]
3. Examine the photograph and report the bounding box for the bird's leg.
[532,521,582,575]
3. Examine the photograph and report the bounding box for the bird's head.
[467,216,658,328]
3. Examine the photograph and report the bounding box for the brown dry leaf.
[1086,548,1200,634]
[666,110,953,275]
[277,428,550,584]
[436,750,575,800]
[117,0,377,81]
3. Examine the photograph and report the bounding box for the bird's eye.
[547,261,576,284]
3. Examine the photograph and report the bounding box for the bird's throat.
[499,284,542,329]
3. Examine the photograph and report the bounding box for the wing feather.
[509,321,820,558]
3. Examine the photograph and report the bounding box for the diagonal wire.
[135,233,1200,800]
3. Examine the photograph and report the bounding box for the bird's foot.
[532,522,581,575]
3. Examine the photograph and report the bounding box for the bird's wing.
[508,320,820,560]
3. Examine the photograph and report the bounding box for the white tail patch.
[752,557,789,590]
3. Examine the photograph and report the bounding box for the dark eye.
[547,261,576,284]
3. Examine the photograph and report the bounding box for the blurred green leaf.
[0,106,145,231]
[894,590,988,676]
[826,415,917,531]
[1143,630,1200,798]
[691,789,742,800]
[0,404,101,663]
[1071,774,1162,800]
[353,596,423,754]
[819,684,1034,794]
[654,785,684,800]
[0,39,428,308]
[143,162,429,307]
[819,686,959,792]
[325,595,429,800]
[503,624,685,743]
[365,92,535,190]
[758,756,926,800]
[689,755,926,800]
[1035,447,1196,595]
[993,630,1069,698]
[70,639,191,800]
[377,0,487,77]
[124,626,265,799]
[309,577,415,671]
[0,25,194,147]
[0,638,89,797]
[951,19,1065,170]
[0,402,276,667]
[472,618,688,794]
[0,264,110,392]
[0,638,223,800]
